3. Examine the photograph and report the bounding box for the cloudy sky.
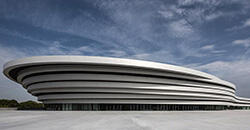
[0,0,250,101]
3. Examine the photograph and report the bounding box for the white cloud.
[68,46,95,55]
[177,0,250,25]
[158,10,174,19]
[35,42,99,56]
[46,41,67,55]
[0,45,26,63]
[227,18,250,31]
[201,45,215,50]
[200,44,226,54]
[192,60,250,97]
[210,50,227,54]
[131,53,151,60]
[205,12,223,21]
[243,18,250,27]
[175,0,226,23]
[232,37,250,47]
[178,43,206,58]
[177,0,220,6]
[168,19,194,38]
[130,50,180,64]
[108,50,127,57]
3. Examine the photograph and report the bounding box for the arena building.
[3,56,250,111]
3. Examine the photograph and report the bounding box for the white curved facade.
[3,56,250,110]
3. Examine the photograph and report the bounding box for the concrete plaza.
[0,110,250,130]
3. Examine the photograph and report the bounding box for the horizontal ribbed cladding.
[7,64,235,90]
[234,97,250,106]
[26,81,235,96]
[30,86,236,104]
[15,64,237,105]
[35,92,235,102]
[16,64,210,82]
[5,64,207,83]
[17,69,236,105]
[31,86,235,98]
[37,93,235,100]
[37,95,235,105]
[16,65,235,91]
[21,72,235,93]
[3,56,250,107]
[28,89,235,102]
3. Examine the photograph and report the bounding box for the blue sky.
[0,0,250,101]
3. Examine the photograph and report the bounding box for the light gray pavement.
[0,110,250,130]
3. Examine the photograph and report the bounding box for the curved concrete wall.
[3,56,250,106]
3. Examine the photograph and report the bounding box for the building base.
[44,104,250,111]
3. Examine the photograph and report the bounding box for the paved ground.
[0,110,250,130]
